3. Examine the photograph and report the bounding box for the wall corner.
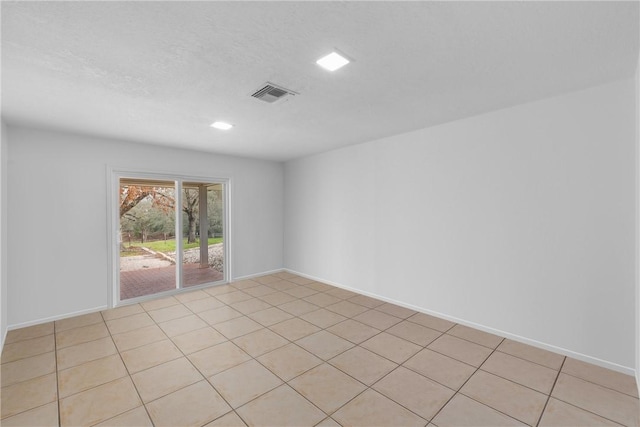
[0,120,8,351]
[635,52,640,395]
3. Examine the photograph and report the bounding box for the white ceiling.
[2,1,638,161]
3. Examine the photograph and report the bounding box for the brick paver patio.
[120,264,223,300]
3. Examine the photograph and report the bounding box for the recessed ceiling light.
[211,121,233,130]
[316,51,350,71]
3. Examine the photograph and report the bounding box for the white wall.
[6,126,283,328]
[285,78,637,372]
[0,120,7,348]
[635,56,639,390]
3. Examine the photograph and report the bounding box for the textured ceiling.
[1,1,638,161]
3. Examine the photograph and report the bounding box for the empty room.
[0,1,639,426]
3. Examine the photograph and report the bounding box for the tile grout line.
[5,274,638,426]
[56,335,106,352]
[546,395,628,426]
[136,296,241,426]
[184,280,452,424]
[99,310,157,427]
[54,321,61,427]
[426,338,504,425]
[266,287,447,424]
[184,279,386,423]
[131,296,247,426]
[111,326,169,353]
[424,337,537,426]
[1,330,52,346]
[386,317,630,401]
[24,290,437,426]
[178,298,262,427]
[354,363,433,424]
[184,284,327,425]
[490,347,564,373]
[535,356,566,427]
[208,319,330,421]
[146,281,334,426]
[472,365,555,398]
[1,323,108,422]
[358,321,488,418]
[3,278,318,424]
[29,317,139,424]
[535,358,637,426]
[313,316,482,424]
[558,370,640,400]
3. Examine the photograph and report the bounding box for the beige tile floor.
[1,272,639,426]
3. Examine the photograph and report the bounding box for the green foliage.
[180,187,224,238]
[207,188,224,236]
[136,237,223,253]
[120,197,175,243]
[120,184,224,245]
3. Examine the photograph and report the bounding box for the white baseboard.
[7,305,108,331]
[233,268,285,281]
[285,268,636,377]
[4,269,285,332]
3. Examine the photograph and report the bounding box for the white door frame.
[107,167,231,307]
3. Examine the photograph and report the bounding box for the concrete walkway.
[120,253,172,272]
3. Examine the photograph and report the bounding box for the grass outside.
[120,246,146,257]
[120,237,223,256]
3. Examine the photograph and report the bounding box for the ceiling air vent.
[251,82,297,103]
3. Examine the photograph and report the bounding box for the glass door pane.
[119,178,177,300]
[181,182,225,287]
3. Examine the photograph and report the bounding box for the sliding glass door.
[181,182,225,288]
[119,178,177,300]
[114,173,227,303]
